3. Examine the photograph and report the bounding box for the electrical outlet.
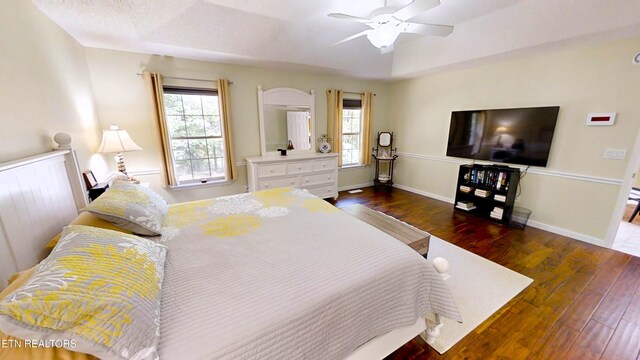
[603,149,627,160]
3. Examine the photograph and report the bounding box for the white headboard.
[0,149,88,287]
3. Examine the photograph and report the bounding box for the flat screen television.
[446,106,559,167]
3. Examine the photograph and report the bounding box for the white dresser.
[246,153,339,199]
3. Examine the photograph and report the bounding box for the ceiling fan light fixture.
[367,26,401,49]
[329,0,453,52]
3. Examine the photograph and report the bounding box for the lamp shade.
[97,125,142,153]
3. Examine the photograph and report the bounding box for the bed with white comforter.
[155,188,462,359]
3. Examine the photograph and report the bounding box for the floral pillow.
[84,181,168,236]
[0,225,167,360]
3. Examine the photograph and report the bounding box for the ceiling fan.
[329,0,454,54]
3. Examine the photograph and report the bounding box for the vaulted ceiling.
[33,0,640,80]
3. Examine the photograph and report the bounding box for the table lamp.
[97,125,142,180]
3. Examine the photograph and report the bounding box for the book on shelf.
[456,201,476,211]
[456,204,477,211]
[494,194,506,202]
[474,189,491,198]
[460,185,473,193]
[490,206,504,219]
[465,167,511,190]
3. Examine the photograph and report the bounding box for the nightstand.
[88,183,109,202]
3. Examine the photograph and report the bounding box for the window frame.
[162,86,227,186]
[341,98,364,167]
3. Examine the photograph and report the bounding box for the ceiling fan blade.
[333,30,372,46]
[380,44,394,54]
[401,22,454,37]
[328,13,371,24]
[393,0,441,21]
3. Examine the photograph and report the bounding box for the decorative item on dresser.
[372,131,398,190]
[246,153,339,199]
[317,133,332,153]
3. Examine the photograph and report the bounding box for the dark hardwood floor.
[331,187,640,360]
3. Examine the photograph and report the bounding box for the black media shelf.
[453,164,520,225]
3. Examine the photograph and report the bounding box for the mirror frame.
[379,132,392,147]
[257,86,316,156]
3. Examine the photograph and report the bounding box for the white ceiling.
[33,0,640,80]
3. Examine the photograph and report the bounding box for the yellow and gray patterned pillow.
[84,181,168,235]
[0,225,167,360]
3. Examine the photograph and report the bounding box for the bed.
[0,148,461,359]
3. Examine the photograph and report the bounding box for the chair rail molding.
[396,152,623,186]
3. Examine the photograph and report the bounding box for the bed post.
[54,133,89,211]
[422,257,451,343]
[424,314,444,343]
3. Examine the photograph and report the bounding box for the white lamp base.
[113,153,139,183]
[114,152,127,175]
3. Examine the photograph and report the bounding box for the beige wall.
[84,48,390,202]
[389,37,640,244]
[0,0,102,171]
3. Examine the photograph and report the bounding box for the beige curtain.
[218,79,237,180]
[144,72,177,186]
[361,92,373,166]
[327,89,344,167]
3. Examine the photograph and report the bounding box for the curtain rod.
[136,73,233,85]
[335,90,377,96]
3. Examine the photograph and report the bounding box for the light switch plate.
[603,149,627,160]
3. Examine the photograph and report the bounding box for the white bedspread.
[156,188,461,359]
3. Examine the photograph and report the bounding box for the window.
[162,87,226,185]
[342,98,363,166]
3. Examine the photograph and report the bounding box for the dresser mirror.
[257,86,316,156]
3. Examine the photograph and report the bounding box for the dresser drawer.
[258,163,286,178]
[305,184,338,198]
[286,161,312,175]
[302,172,335,186]
[259,176,299,190]
[313,158,337,172]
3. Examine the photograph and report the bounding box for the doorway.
[613,187,640,256]
[610,127,640,257]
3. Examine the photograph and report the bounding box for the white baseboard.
[392,183,455,204]
[525,220,607,248]
[339,182,374,192]
[393,183,608,248]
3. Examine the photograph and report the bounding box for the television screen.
[446,106,559,167]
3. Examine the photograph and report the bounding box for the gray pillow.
[84,181,168,235]
[0,225,167,360]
